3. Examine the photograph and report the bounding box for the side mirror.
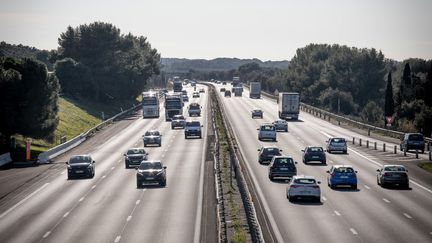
[301,150,304,152]
[123,153,127,156]
[326,170,330,173]
[376,169,380,172]
[295,161,298,164]
[163,166,167,169]
[65,162,69,165]
[93,160,96,163]
[317,181,321,184]
[257,149,261,151]
[280,149,283,152]
[406,170,408,172]
[201,125,203,127]
[135,167,138,170]
[257,128,259,130]
[355,171,358,173]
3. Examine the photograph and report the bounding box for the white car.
[257,123,276,141]
[272,119,288,132]
[287,175,321,202]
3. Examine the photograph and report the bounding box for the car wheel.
[137,182,141,188]
[125,163,129,169]
[343,150,347,154]
[185,135,188,139]
[377,177,380,185]
[403,183,409,189]
[171,126,174,129]
[269,175,274,181]
[160,180,167,187]
[159,143,161,147]
[67,174,71,180]
[144,143,147,147]
[91,171,95,178]
[421,150,424,154]
[351,184,357,190]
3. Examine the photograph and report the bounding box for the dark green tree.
[384,71,395,126]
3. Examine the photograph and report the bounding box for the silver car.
[143,130,162,147]
[326,137,347,154]
[258,123,276,141]
[287,175,321,202]
[272,119,288,132]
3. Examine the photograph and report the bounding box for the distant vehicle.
[258,146,282,164]
[165,92,183,121]
[400,133,425,153]
[173,77,183,92]
[124,148,148,168]
[302,146,326,164]
[272,119,288,132]
[136,160,167,187]
[327,165,358,189]
[182,94,189,102]
[181,90,187,96]
[222,81,227,85]
[192,91,200,98]
[249,82,261,99]
[268,156,297,180]
[251,109,263,118]
[376,165,409,188]
[66,155,95,179]
[224,90,231,97]
[142,91,160,118]
[233,86,243,96]
[258,123,276,141]
[143,130,162,147]
[171,115,186,129]
[191,81,197,87]
[326,137,347,154]
[232,77,240,86]
[199,88,205,93]
[278,92,300,120]
[185,120,203,139]
[287,175,321,202]
[220,87,226,92]
[188,103,201,116]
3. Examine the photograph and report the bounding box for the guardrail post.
[416,150,419,159]
[428,142,430,152]
[368,128,371,136]
[394,145,397,154]
[338,120,340,125]
[374,142,377,150]
[359,138,362,146]
[366,140,369,148]
[352,137,355,145]
[383,143,386,152]
[429,151,431,161]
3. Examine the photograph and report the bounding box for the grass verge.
[418,162,432,174]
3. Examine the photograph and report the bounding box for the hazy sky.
[1,0,431,61]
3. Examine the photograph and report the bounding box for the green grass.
[418,162,432,174]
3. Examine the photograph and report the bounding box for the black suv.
[124,148,148,168]
[66,155,95,179]
[136,161,167,187]
[400,133,425,153]
[302,146,326,164]
[268,156,297,180]
[258,146,282,164]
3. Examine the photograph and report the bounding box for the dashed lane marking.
[79,197,85,202]
[329,160,334,164]
[111,166,115,170]
[136,200,140,205]
[102,175,106,179]
[60,171,66,175]
[114,236,121,243]
[127,216,132,221]
[383,198,390,203]
[63,212,70,218]
[350,228,358,235]
[322,196,327,201]
[91,185,96,190]
[403,213,413,219]
[334,211,341,216]
[364,185,371,190]
[43,231,51,238]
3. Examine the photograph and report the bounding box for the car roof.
[333,165,354,168]
[273,155,293,159]
[140,160,161,164]
[128,147,144,151]
[262,146,279,149]
[292,175,316,180]
[71,154,91,158]
[383,164,405,168]
[261,123,274,126]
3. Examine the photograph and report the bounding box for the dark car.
[136,160,167,187]
[124,148,148,168]
[257,146,282,164]
[251,109,263,118]
[66,155,95,179]
[220,87,226,92]
[268,156,297,180]
[377,165,409,188]
[302,146,326,164]
[400,133,425,153]
[185,120,203,139]
[143,130,162,147]
[224,90,231,97]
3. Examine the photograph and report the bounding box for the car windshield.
[273,157,294,167]
[263,148,280,155]
[408,134,424,141]
[173,115,184,120]
[331,138,346,143]
[308,147,323,152]
[384,166,406,172]
[145,131,160,136]
[275,120,285,124]
[186,121,201,126]
[69,155,91,163]
[261,125,275,131]
[254,110,261,113]
[334,167,354,173]
[294,178,316,184]
[127,149,145,155]
[189,104,200,109]
[139,162,162,170]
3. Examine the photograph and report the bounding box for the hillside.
[0,41,54,70]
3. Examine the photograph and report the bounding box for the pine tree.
[384,71,394,126]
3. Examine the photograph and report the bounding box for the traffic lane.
[234,91,432,241]
[219,95,361,243]
[0,110,165,242]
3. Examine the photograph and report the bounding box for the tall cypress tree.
[384,71,395,126]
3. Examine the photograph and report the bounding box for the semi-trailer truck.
[278,92,300,120]
[249,82,261,99]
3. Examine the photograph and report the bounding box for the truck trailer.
[249,82,261,99]
[278,92,300,120]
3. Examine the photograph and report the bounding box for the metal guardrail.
[0,153,12,167]
[37,103,142,163]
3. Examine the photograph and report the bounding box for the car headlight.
[87,164,93,169]
[67,165,71,169]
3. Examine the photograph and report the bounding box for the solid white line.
[114,235,121,243]
[63,212,70,218]
[329,160,334,164]
[322,196,327,201]
[350,228,358,235]
[60,171,66,175]
[91,185,96,190]
[102,175,106,179]
[111,166,115,170]
[135,200,140,205]
[383,198,390,203]
[79,197,85,202]
[334,210,341,216]
[43,231,51,238]
[320,130,432,195]
[403,213,413,219]
[364,185,371,190]
[0,182,50,219]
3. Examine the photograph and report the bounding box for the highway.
[215,83,432,243]
[0,85,210,243]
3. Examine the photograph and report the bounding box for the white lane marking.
[350,228,358,235]
[364,185,371,190]
[127,215,132,221]
[329,160,334,164]
[91,185,96,190]
[164,149,168,152]
[63,212,70,218]
[334,210,341,216]
[320,130,432,195]
[382,198,390,203]
[43,231,51,238]
[0,182,50,219]
[322,196,327,201]
[136,200,140,205]
[102,175,106,179]
[111,166,115,170]
[161,154,165,158]
[60,171,66,175]
[79,197,85,202]
[118,159,122,162]
[403,213,413,219]
[114,236,121,243]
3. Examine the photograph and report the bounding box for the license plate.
[145,177,154,180]
[312,156,319,159]
[75,170,84,173]
[340,176,348,179]
[280,168,288,171]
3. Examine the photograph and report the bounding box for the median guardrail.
[37,103,142,163]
